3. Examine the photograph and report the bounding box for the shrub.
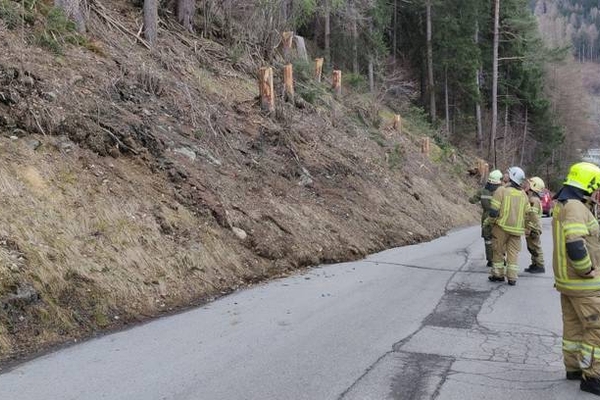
[35,7,86,54]
[345,72,367,91]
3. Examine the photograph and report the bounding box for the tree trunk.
[55,0,86,33]
[392,0,397,63]
[474,21,483,152]
[177,0,195,32]
[203,0,212,39]
[324,0,331,70]
[143,0,158,46]
[281,0,289,23]
[426,0,436,123]
[368,17,374,92]
[294,35,309,62]
[503,104,508,164]
[489,0,500,167]
[223,0,233,40]
[368,59,374,93]
[445,66,450,135]
[282,31,294,62]
[352,9,359,74]
[520,107,528,165]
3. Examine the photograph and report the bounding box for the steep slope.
[0,0,479,363]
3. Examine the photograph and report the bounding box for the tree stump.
[314,58,324,83]
[482,163,489,183]
[332,70,342,98]
[393,114,402,133]
[258,67,275,114]
[294,35,308,61]
[283,63,294,103]
[421,137,430,155]
[282,31,294,62]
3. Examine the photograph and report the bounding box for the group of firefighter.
[470,161,600,396]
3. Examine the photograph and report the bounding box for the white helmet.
[507,166,526,187]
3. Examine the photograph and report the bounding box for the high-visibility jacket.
[552,200,600,296]
[526,194,543,233]
[489,186,529,235]
[469,184,499,224]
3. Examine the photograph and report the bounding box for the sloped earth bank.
[0,3,478,364]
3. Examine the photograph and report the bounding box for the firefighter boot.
[581,376,600,396]
[525,264,545,274]
[567,370,583,380]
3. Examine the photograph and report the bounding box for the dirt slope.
[0,0,479,364]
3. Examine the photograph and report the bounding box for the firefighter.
[487,166,529,285]
[524,176,546,273]
[469,169,503,268]
[552,162,600,395]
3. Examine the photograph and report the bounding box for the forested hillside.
[535,0,600,179]
[0,0,592,363]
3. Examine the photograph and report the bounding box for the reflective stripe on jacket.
[490,186,528,235]
[470,187,494,223]
[526,195,542,232]
[552,200,600,296]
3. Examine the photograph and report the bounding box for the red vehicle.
[540,189,554,217]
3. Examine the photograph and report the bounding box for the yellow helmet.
[564,162,600,194]
[528,177,545,193]
[488,169,503,184]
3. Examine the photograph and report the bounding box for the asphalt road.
[0,219,595,399]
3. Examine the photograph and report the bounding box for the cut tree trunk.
[332,70,342,98]
[258,67,275,113]
[283,64,294,103]
[314,58,324,83]
[421,137,430,155]
[294,36,308,62]
[393,115,402,133]
[143,0,158,46]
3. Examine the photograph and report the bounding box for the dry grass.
[0,139,258,357]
